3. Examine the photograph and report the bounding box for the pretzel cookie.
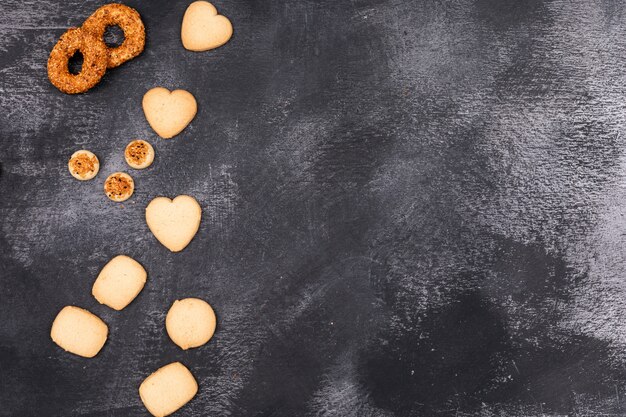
[47,27,108,94]
[82,3,145,69]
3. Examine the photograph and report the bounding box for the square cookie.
[139,362,198,417]
[50,306,108,358]
[92,255,147,310]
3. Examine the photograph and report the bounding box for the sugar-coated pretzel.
[82,3,145,69]
[47,27,108,94]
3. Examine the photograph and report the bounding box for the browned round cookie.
[68,150,100,180]
[104,172,134,202]
[47,27,108,94]
[82,4,145,69]
[125,140,154,169]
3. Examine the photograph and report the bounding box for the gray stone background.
[3,0,626,416]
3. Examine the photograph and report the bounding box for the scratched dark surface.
[3,0,626,416]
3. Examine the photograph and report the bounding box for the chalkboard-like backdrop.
[3,0,626,416]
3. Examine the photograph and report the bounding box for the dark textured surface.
[3,0,626,416]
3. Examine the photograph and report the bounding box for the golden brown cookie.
[82,3,146,69]
[47,27,108,94]
[50,306,108,358]
[145,195,202,252]
[139,362,198,417]
[92,255,147,310]
[68,150,100,180]
[181,1,233,52]
[142,88,197,139]
[104,172,134,202]
[166,298,217,350]
[125,140,154,169]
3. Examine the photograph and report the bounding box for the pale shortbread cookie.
[181,1,233,52]
[142,87,197,139]
[92,255,147,310]
[139,362,198,417]
[104,172,134,202]
[50,306,108,358]
[145,195,201,252]
[68,150,99,180]
[166,298,216,350]
[125,140,155,169]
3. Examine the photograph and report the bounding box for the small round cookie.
[166,298,216,350]
[47,27,108,94]
[125,140,154,169]
[82,3,146,69]
[104,172,134,202]
[68,150,100,180]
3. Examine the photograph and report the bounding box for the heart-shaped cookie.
[142,87,197,139]
[181,1,233,52]
[146,195,202,252]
